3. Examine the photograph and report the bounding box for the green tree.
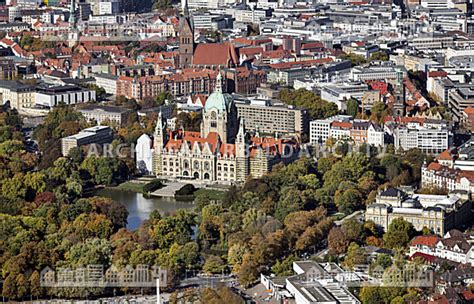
[203,255,226,274]
[383,218,415,249]
[343,242,366,270]
[369,51,389,61]
[347,98,359,118]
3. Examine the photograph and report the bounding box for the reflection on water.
[96,188,195,230]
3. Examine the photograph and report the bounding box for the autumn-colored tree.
[328,226,350,255]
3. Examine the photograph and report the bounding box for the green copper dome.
[204,73,233,113]
[205,92,233,113]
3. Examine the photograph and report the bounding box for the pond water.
[96,188,195,230]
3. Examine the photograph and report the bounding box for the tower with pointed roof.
[178,0,195,68]
[153,111,167,174]
[67,0,79,47]
[69,0,76,28]
[201,73,237,144]
[235,118,249,181]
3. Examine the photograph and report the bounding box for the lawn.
[116,181,146,193]
[194,188,227,200]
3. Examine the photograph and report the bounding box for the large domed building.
[148,73,300,184]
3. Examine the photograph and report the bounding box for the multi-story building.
[78,105,133,127]
[409,230,474,266]
[139,74,300,184]
[448,86,474,122]
[320,82,372,111]
[388,117,450,155]
[366,187,472,235]
[94,73,119,95]
[234,97,308,137]
[224,68,266,95]
[408,35,455,50]
[350,65,407,82]
[61,126,113,156]
[35,84,96,108]
[98,0,121,15]
[0,80,36,110]
[261,261,360,304]
[116,70,219,100]
[309,115,384,146]
[0,59,18,80]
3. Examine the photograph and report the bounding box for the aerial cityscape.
[0,0,473,302]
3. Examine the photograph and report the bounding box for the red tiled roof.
[410,235,440,247]
[426,162,444,171]
[301,42,324,50]
[409,252,436,263]
[240,47,263,57]
[464,107,474,115]
[331,121,352,129]
[436,150,453,161]
[193,42,238,67]
[462,290,474,301]
[428,71,448,78]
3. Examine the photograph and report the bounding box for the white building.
[35,85,96,108]
[136,134,154,175]
[309,115,384,147]
[350,65,407,82]
[98,0,121,15]
[409,230,474,266]
[389,118,450,155]
[261,261,360,304]
[94,73,118,95]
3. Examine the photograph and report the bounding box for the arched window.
[224,164,228,172]
[204,162,210,170]
[184,160,189,169]
[194,161,199,169]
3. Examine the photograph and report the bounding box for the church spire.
[215,72,223,93]
[183,0,190,17]
[69,0,76,28]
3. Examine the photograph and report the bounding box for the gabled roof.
[193,42,238,67]
[436,149,453,161]
[410,235,440,247]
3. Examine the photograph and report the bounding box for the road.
[179,274,237,289]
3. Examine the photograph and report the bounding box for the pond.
[96,188,195,230]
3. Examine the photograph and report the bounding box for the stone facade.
[148,74,299,184]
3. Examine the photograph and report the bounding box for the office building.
[61,126,113,156]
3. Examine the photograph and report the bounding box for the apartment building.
[61,126,113,156]
[0,80,36,110]
[409,230,474,266]
[366,187,472,235]
[309,115,384,146]
[94,73,119,95]
[388,117,450,155]
[448,86,474,122]
[234,98,308,137]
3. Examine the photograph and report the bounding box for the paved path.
[150,182,187,197]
